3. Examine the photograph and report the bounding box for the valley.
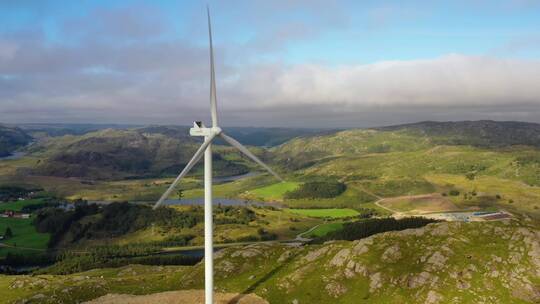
[0,121,539,303]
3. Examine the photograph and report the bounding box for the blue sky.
[1,0,540,127]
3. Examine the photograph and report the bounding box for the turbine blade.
[207,6,218,127]
[153,133,217,209]
[220,132,283,181]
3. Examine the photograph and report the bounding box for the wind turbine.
[153,7,283,304]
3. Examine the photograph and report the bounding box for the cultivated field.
[378,193,459,214]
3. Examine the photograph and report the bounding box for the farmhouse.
[1,210,30,219]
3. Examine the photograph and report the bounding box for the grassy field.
[0,198,46,212]
[0,216,49,256]
[305,222,344,238]
[247,182,300,201]
[286,208,359,218]
[0,199,51,256]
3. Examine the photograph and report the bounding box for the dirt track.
[84,290,268,304]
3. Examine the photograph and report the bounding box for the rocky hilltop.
[3,220,539,303]
[204,221,540,303]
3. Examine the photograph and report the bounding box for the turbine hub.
[190,122,222,137]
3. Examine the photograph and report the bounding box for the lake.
[0,151,26,161]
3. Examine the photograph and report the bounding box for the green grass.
[0,216,50,257]
[286,208,359,218]
[0,220,538,303]
[0,198,45,212]
[306,222,344,237]
[248,182,300,200]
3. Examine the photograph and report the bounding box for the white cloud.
[2,50,540,127]
[1,3,540,127]
[225,54,540,109]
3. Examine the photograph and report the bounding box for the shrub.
[465,172,476,180]
[449,190,460,196]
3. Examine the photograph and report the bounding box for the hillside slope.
[274,120,540,163]
[0,125,32,157]
[271,121,540,217]
[2,221,539,303]
[378,120,540,148]
[28,129,248,180]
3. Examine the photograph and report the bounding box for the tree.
[449,190,460,196]
[465,172,476,180]
[4,227,13,239]
[176,189,184,200]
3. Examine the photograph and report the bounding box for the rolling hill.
[0,125,32,157]
[377,120,540,148]
[0,124,317,180]
[27,128,250,180]
[274,120,540,163]
[272,120,540,218]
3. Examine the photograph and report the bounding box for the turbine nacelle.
[190,121,222,137]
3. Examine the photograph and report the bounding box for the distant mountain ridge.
[274,120,540,161]
[376,120,540,148]
[14,123,325,147]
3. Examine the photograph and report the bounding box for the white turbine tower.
[153,7,283,304]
